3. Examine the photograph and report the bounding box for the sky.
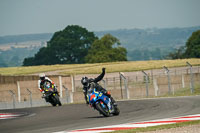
[0,0,200,36]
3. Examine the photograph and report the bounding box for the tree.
[23,57,35,66]
[166,30,200,59]
[167,46,186,59]
[85,34,127,63]
[184,30,200,58]
[23,25,97,66]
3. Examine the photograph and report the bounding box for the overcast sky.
[0,0,200,36]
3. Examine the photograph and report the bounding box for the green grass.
[0,58,200,75]
[111,120,200,133]
[159,84,200,97]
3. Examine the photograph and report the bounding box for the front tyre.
[58,100,62,106]
[50,96,57,106]
[95,102,110,117]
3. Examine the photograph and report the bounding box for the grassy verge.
[158,84,200,98]
[0,59,200,75]
[112,120,200,133]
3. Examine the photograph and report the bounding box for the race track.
[0,96,200,133]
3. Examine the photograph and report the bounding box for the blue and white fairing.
[87,88,112,111]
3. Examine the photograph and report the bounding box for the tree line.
[23,25,127,66]
[23,25,200,66]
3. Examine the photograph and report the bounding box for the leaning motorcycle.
[87,88,120,117]
[42,82,62,106]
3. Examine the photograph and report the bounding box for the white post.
[70,92,73,103]
[120,72,129,99]
[172,86,175,95]
[163,66,171,95]
[125,79,130,99]
[17,81,21,102]
[71,75,75,92]
[59,76,63,98]
[153,77,159,96]
[142,70,149,97]
[182,74,185,88]
[186,62,194,93]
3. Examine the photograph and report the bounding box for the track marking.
[54,114,200,133]
[0,113,25,119]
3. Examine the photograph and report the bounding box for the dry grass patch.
[0,59,200,75]
[61,59,200,75]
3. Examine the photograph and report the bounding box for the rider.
[38,73,59,99]
[81,68,116,106]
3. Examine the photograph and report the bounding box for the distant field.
[0,41,44,51]
[0,58,200,76]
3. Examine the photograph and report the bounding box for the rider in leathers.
[38,73,59,102]
[81,68,116,105]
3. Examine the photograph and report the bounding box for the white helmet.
[39,73,45,80]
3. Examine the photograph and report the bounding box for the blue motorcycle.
[87,88,120,117]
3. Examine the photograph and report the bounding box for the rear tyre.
[95,102,110,117]
[113,106,120,116]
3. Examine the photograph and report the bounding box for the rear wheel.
[113,105,120,116]
[95,102,110,117]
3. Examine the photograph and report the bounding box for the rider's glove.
[102,67,106,72]
[107,91,111,96]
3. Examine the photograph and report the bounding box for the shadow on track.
[84,115,107,119]
[85,115,119,119]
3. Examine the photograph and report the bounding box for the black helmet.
[81,76,89,86]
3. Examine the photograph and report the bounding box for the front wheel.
[50,96,57,106]
[95,102,110,117]
[51,94,61,106]
[55,94,62,106]
[58,100,62,106]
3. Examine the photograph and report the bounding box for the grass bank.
[157,84,200,98]
[0,59,200,75]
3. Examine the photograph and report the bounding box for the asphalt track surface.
[0,96,200,133]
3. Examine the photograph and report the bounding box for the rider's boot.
[57,91,60,96]
[55,90,60,96]
[103,90,117,106]
[53,87,60,96]
[45,97,49,102]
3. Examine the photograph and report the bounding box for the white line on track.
[54,114,200,133]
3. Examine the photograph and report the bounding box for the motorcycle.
[42,82,62,106]
[87,88,120,117]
